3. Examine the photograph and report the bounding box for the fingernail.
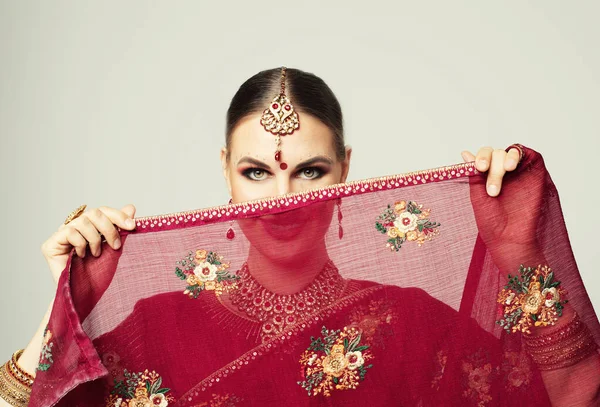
[114,238,121,250]
[505,159,517,169]
[488,185,498,196]
[478,160,488,170]
[126,219,135,229]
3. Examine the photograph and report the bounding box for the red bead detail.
[226,228,235,240]
[272,103,279,110]
[284,105,291,111]
[338,225,344,239]
[280,162,288,170]
[275,151,281,161]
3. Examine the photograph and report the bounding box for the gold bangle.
[0,351,31,407]
[64,204,87,225]
[7,350,34,388]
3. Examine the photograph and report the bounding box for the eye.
[243,168,269,181]
[297,167,324,180]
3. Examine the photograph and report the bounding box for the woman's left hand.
[461,146,521,197]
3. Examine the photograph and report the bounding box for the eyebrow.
[236,155,334,170]
[237,157,271,170]
[293,156,334,169]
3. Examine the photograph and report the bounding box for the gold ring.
[506,143,525,164]
[64,204,87,225]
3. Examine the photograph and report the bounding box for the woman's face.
[221,112,351,265]
[221,112,352,202]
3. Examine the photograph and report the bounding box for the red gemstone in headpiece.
[272,103,279,110]
[275,151,281,161]
[284,105,291,111]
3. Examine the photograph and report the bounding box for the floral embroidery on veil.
[375,200,441,251]
[36,325,54,372]
[175,249,239,299]
[347,299,397,347]
[461,349,493,407]
[501,350,533,392]
[496,265,568,334]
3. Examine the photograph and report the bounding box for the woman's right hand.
[41,204,137,283]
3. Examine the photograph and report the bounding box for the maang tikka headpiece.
[260,67,300,170]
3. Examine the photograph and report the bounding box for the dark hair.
[225,68,345,161]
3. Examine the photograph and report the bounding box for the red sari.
[29,144,599,406]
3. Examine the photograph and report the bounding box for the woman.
[2,68,598,406]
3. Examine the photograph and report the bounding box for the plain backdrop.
[1,1,598,357]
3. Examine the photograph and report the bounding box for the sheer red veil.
[29,144,599,406]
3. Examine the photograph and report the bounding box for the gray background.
[1,1,598,356]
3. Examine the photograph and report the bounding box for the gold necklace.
[229,260,346,342]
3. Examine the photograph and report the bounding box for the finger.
[72,215,104,256]
[63,227,88,258]
[504,148,521,171]
[120,204,137,229]
[86,208,124,251]
[44,228,87,259]
[461,151,475,162]
[475,147,493,172]
[56,214,102,256]
[486,149,507,197]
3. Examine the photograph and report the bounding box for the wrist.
[19,299,54,376]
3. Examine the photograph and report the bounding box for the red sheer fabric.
[29,144,599,406]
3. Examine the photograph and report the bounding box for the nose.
[275,173,291,196]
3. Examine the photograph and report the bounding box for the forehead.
[229,113,336,163]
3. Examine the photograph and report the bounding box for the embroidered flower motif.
[345,351,365,370]
[348,299,397,343]
[101,350,126,382]
[496,265,568,334]
[462,350,494,407]
[37,325,54,371]
[521,290,543,315]
[501,351,532,392]
[298,326,373,397]
[394,201,406,213]
[195,249,207,261]
[175,250,239,299]
[194,261,218,282]
[542,287,559,307]
[149,393,168,407]
[322,345,348,378]
[105,369,175,407]
[102,351,121,368]
[376,200,440,251]
[394,211,418,233]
